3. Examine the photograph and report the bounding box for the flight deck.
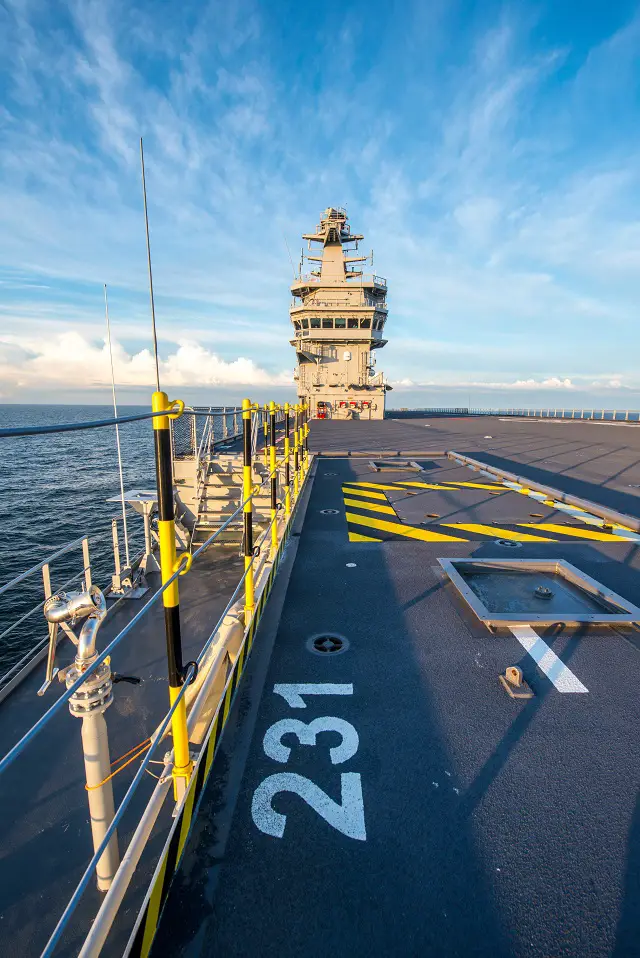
[152,415,640,958]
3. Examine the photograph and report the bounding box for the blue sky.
[1,0,640,407]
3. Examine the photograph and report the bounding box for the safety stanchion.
[284,402,291,518]
[262,405,268,468]
[242,398,255,626]
[293,403,300,498]
[303,402,309,472]
[269,401,278,558]
[151,390,193,801]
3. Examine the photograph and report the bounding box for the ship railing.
[0,397,311,957]
[296,273,387,287]
[387,407,640,422]
[0,525,146,703]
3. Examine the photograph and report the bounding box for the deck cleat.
[499,665,534,699]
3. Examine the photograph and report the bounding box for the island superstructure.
[289,207,390,419]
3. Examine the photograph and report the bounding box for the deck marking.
[343,497,396,515]
[341,485,389,500]
[347,480,410,491]
[346,512,468,542]
[510,626,588,693]
[263,717,359,765]
[518,522,630,542]
[441,522,555,542]
[273,683,354,708]
[348,531,382,542]
[440,480,504,490]
[251,772,366,840]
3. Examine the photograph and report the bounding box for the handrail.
[41,663,196,958]
[0,405,238,440]
[0,445,290,777]
[0,408,180,439]
[0,534,90,597]
[0,395,307,958]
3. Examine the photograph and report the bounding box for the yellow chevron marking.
[341,486,389,501]
[343,497,396,515]
[518,522,629,542]
[346,512,467,542]
[348,531,382,542]
[442,523,556,541]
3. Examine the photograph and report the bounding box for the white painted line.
[510,625,588,693]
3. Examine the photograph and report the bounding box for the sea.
[0,404,224,675]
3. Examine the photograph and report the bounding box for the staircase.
[190,454,275,547]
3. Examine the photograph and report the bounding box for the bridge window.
[310,318,321,328]
[322,318,333,328]
[348,318,359,329]
[335,317,346,328]
[301,318,309,329]
[360,318,371,329]
[294,321,301,330]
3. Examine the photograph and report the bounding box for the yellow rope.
[85,740,151,791]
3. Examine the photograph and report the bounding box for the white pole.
[81,712,120,891]
[104,285,131,568]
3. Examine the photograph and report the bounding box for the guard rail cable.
[0,397,311,957]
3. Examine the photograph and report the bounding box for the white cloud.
[0,332,291,392]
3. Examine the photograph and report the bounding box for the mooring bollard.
[151,390,192,801]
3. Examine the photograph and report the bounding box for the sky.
[1,0,640,408]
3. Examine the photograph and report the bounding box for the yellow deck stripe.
[518,522,629,542]
[348,531,382,542]
[341,486,389,501]
[347,481,409,491]
[392,481,453,490]
[442,481,504,490]
[343,497,396,515]
[346,512,467,542]
[442,523,556,541]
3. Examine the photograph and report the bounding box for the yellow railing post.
[293,403,300,498]
[303,402,309,473]
[262,405,268,469]
[269,400,278,559]
[284,402,291,518]
[151,390,193,801]
[242,398,255,626]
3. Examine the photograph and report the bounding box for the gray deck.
[155,416,640,958]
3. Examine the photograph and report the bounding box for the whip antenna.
[139,137,161,391]
[104,284,131,568]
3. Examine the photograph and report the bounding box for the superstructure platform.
[148,414,640,958]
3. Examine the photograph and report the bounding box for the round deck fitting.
[494,539,523,549]
[307,633,349,656]
[320,508,339,515]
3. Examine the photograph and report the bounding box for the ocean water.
[0,405,158,675]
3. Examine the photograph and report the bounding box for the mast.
[289,207,390,421]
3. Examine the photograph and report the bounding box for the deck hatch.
[437,558,640,626]
[369,459,424,472]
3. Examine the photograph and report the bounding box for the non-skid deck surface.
[156,420,640,958]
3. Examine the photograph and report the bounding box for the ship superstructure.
[290,207,390,419]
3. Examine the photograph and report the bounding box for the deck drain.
[320,509,339,515]
[324,472,337,477]
[307,633,349,656]
[494,539,523,549]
